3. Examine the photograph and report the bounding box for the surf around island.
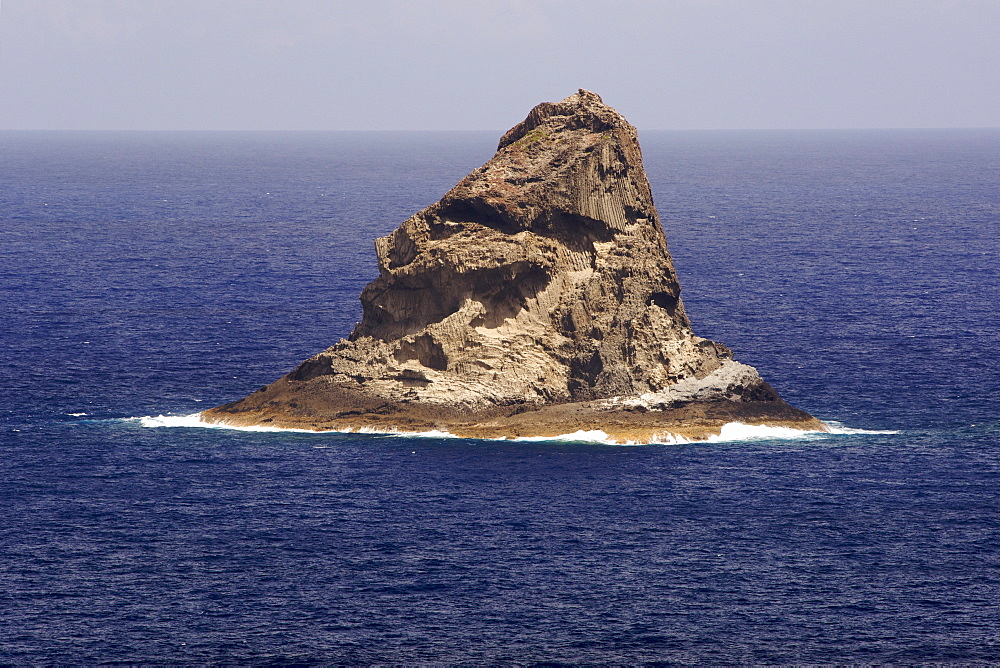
[201,90,827,443]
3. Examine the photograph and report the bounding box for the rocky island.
[201,90,826,442]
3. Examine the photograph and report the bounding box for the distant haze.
[1,0,997,131]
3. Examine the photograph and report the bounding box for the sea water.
[1,129,998,663]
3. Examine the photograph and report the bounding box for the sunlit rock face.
[299,89,738,405]
[203,90,823,440]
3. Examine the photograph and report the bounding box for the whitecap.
[67,412,88,417]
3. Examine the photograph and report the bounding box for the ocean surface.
[2,128,998,664]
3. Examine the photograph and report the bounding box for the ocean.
[2,128,998,664]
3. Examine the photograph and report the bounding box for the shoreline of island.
[195,391,829,444]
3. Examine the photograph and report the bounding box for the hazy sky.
[1,0,997,131]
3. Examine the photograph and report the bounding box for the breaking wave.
[129,413,322,433]
[126,414,458,438]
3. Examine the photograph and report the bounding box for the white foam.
[388,429,458,439]
[130,414,459,438]
[503,424,832,445]
[128,414,894,444]
[823,420,900,435]
[67,412,88,417]
[704,422,826,442]
[348,425,459,438]
[133,413,321,433]
[642,433,691,445]
[511,429,615,443]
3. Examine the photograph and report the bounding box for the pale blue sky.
[1,0,997,130]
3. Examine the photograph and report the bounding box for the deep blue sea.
[2,128,998,664]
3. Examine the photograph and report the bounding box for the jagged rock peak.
[302,88,734,406]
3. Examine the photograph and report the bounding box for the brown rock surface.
[201,90,826,441]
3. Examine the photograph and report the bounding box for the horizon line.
[3,126,999,133]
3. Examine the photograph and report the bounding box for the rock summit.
[202,90,825,441]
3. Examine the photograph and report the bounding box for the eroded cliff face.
[203,90,823,438]
[291,90,738,407]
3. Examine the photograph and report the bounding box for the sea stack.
[202,90,825,441]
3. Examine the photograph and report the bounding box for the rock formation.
[201,90,825,441]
